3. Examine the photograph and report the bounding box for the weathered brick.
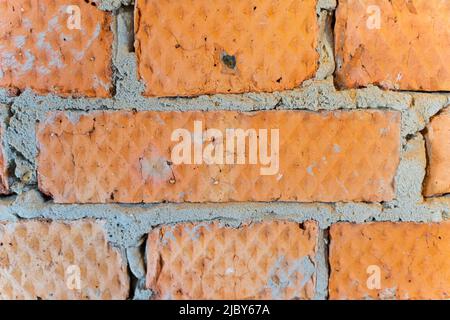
[335,0,450,91]
[0,220,129,299]
[134,0,319,97]
[37,110,400,203]
[329,222,450,300]
[0,0,113,97]
[424,107,450,197]
[146,220,318,299]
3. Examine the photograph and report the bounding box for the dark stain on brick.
[221,53,237,69]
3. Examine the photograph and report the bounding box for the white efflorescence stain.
[66,5,82,30]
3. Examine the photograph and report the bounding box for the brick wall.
[0,0,449,300]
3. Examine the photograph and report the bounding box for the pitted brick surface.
[0,220,129,300]
[146,220,318,299]
[335,0,450,91]
[0,0,113,97]
[424,107,450,197]
[135,0,319,97]
[330,222,450,300]
[37,110,400,203]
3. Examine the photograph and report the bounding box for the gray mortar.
[0,0,449,300]
[313,228,329,300]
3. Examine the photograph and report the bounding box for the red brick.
[37,110,400,203]
[135,0,319,97]
[335,0,450,91]
[0,0,113,97]
[0,220,129,299]
[330,222,450,300]
[146,220,318,299]
[424,107,450,197]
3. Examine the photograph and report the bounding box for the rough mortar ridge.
[0,0,448,301]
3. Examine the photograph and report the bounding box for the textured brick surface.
[0,220,129,300]
[335,0,450,91]
[135,0,319,97]
[37,110,400,203]
[146,220,318,299]
[424,107,450,197]
[330,222,450,300]
[0,0,113,97]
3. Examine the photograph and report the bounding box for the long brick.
[146,220,318,299]
[134,0,319,97]
[335,0,450,91]
[329,222,450,300]
[37,110,400,203]
[424,107,450,197]
[0,0,113,97]
[0,220,129,299]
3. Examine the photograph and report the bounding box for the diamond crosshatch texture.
[330,222,450,300]
[37,110,400,203]
[135,0,319,97]
[146,220,318,299]
[0,0,113,97]
[0,220,129,299]
[335,0,450,91]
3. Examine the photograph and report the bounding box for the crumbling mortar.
[0,0,449,300]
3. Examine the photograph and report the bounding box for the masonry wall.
[0,0,449,300]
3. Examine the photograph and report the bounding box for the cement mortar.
[0,1,449,300]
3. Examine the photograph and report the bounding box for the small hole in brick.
[276,77,282,83]
[221,54,236,69]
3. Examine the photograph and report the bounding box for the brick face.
[0,0,113,97]
[0,220,129,299]
[134,0,319,97]
[424,107,450,197]
[329,222,450,300]
[0,0,449,302]
[335,0,450,91]
[37,110,400,203]
[146,220,318,299]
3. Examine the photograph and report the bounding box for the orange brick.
[135,0,319,97]
[0,220,129,299]
[329,222,450,300]
[0,0,113,97]
[424,107,450,197]
[335,0,450,91]
[146,220,318,299]
[37,110,400,203]
[0,124,8,194]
